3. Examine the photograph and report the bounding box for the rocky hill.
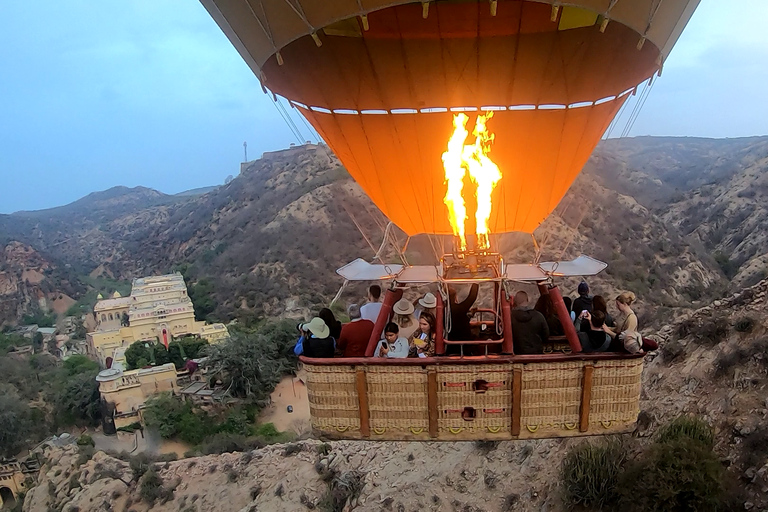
[23,278,768,511]
[3,136,768,326]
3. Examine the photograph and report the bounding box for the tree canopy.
[204,321,297,401]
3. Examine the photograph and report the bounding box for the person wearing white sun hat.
[293,316,335,358]
[392,298,418,339]
[414,292,437,321]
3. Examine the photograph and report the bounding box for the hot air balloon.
[202,0,698,441]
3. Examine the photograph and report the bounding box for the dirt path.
[258,375,310,434]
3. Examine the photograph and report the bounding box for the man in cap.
[336,304,375,357]
[294,317,335,358]
[571,281,593,319]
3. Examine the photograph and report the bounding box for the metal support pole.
[364,287,403,357]
[549,285,582,353]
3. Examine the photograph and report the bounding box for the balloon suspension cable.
[400,235,412,261]
[330,279,349,308]
[289,101,321,142]
[384,222,408,266]
[558,202,590,261]
[373,222,396,263]
[621,74,657,138]
[268,92,305,144]
[531,234,542,265]
[342,202,378,255]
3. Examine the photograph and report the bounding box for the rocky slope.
[24,278,768,511]
[591,136,768,290]
[5,136,768,325]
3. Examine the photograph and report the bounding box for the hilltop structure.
[0,457,40,508]
[86,272,228,368]
[96,363,179,430]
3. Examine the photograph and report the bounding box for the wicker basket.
[302,354,643,441]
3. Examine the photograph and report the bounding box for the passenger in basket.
[414,292,437,320]
[446,283,479,341]
[590,296,616,329]
[336,304,374,358]
[571,281,593,318]
[602,291,657,351]
[374,322,410,358]
[534,294,564,336]
[408,311,436,358]
[392,298,419,339]
[574,310,611,352]
[318,307,342,341]
[603,291,637,338]
[294,317,335,358]
[360,285,383,323]
[510,291,549,354]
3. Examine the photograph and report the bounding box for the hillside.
[3,136,768,326]
[590,136,768,290]
[24,278,768,511]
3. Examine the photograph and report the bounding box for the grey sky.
[1,1,766,214]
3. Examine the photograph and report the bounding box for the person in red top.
[336,304,374,357]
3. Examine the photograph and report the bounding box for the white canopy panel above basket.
[337,255,607,283]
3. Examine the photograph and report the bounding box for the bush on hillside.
[139,467,173,505]
[617,436,726,511]
[734,316,756,333]
[655,416,714,448]
[560,439,627,510]
[676,316,729,346]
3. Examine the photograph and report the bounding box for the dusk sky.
[1,1,766,214]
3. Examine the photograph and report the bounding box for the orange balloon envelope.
[202,0,699,236]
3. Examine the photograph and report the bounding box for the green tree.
[125,341,171,370]
[188,278,217,321]
[0,394,37,458]
[167,338,209,369]
[63,354,99,376]
[142,393,214,445]
[204,328,294,401]
[54,370,101,427]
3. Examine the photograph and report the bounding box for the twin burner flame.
[442,112,502,252]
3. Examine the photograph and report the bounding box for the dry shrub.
[676,316,729,346]
[318,471,365,512]
[560,439,626,510]
[662,338,685,363]
[734,316,756,333]
[741,426,768,469]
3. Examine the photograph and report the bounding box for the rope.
[558,202,589,261]
[330,280,349,307]
[373,222,396,263]
[343,203,377,255]
[269,94,303,143]
[622,75,657,138]
[275,96,306,142]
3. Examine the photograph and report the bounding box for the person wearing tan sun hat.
[392,298,418,339]
[293,317,335,358]
[414,292,437,321]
